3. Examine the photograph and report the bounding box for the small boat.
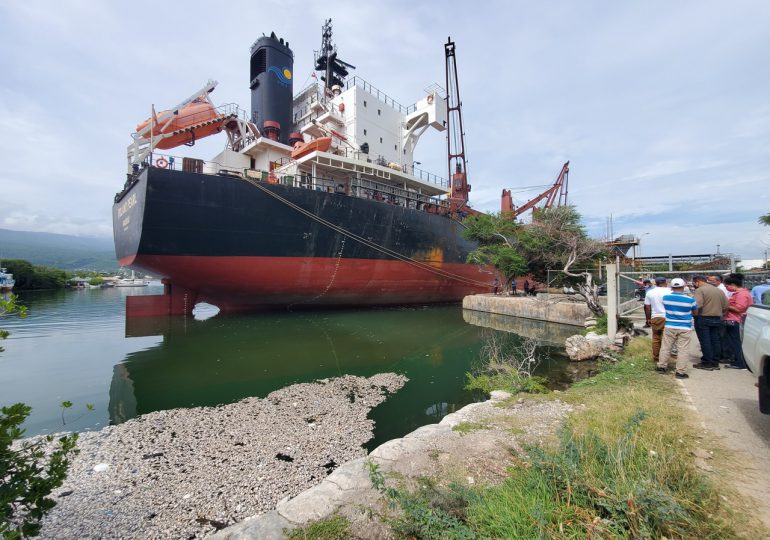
[136,98,225,150]
[115,271,150,287]
[0,267,14,292]
[115,279,149,287]
[290,137,332,159]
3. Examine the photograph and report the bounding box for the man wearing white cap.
[657,277,698,379]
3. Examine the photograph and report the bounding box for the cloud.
[1,0,769,261]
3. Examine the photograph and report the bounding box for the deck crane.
[445,38,470,212]
[501,161,570,219]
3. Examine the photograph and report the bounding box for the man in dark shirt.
[692,275,729,370]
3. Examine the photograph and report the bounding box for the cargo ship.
[113,21,495,316]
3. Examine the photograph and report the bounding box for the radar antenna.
[314,19,355,90]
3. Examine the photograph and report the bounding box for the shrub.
[1,404,78,538]
[465,332,548,396]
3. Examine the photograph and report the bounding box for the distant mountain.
[0,229,118,272]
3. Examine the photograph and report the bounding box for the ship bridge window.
[364,129,367,136]
[380,137,383,143]
[363,100,367,107]
[378,109,381,116]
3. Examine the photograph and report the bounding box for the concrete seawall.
[462,294,591,327]
[462,308,578,346]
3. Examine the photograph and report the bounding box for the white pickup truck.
[743,304,770,413]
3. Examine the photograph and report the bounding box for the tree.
[462,213,527,286]
[1,405,78,538]
[519,207,607,316]
[464,206,606,316]
[1,260,68,291]
[759,213,770,226]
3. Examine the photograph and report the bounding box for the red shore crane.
[501,161,570,218]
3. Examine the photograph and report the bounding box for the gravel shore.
[38,373,407,539]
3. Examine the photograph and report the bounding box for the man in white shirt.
[644,277,672,364]
[707,275,731,298]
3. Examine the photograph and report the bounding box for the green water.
[0,287,584,448]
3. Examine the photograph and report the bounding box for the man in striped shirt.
[657,278,698,379]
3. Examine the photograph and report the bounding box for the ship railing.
[120,153,452,216]
[343,76,417,115]
[215,102,250,122]
[350,177,449,209]
[322,147,449,189]
[275,174,449,212]
[411,165,449,189]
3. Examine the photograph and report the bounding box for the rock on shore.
[39,373,407,539]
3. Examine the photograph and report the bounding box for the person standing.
[707,274,730,298]
[751,278,770,305]
[707,274,732,362]
[511,279,517,296]
[722,276,753,369]
[657,278,698,379]
[523,280,530,295]
[644,277,670,364]
[692,275,728,370]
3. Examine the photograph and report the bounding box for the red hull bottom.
[121,255,495,316]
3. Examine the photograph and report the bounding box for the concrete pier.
[462,294,591,327]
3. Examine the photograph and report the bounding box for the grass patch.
[367,337,767,539]
[582,313,608,335]
[452,422,488,435]
[285,515,351,540]
[467,411,733,539]
[465,372,549,395]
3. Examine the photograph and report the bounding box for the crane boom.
[502,161,569,218]
[445,38,470,210]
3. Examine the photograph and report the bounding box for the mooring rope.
[243,178,492,288]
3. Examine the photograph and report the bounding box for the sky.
[0,0,768,261]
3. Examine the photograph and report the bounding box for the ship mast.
[314,19,355,90]
[445,38,470,210]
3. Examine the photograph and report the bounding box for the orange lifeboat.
[290,137,332,160]
[136,98,224,149]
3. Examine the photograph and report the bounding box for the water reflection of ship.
[108,308,484,435]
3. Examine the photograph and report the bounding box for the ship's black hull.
[113,167,494,313]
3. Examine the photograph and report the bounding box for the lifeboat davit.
[136,98,224,150]
[290,137,332,160]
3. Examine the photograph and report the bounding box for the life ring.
[338,102,345,113]
[155,157,168,169]
[426,94,434,105]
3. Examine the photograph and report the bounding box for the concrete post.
[668,254,673,271]
[606,262,618,340]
